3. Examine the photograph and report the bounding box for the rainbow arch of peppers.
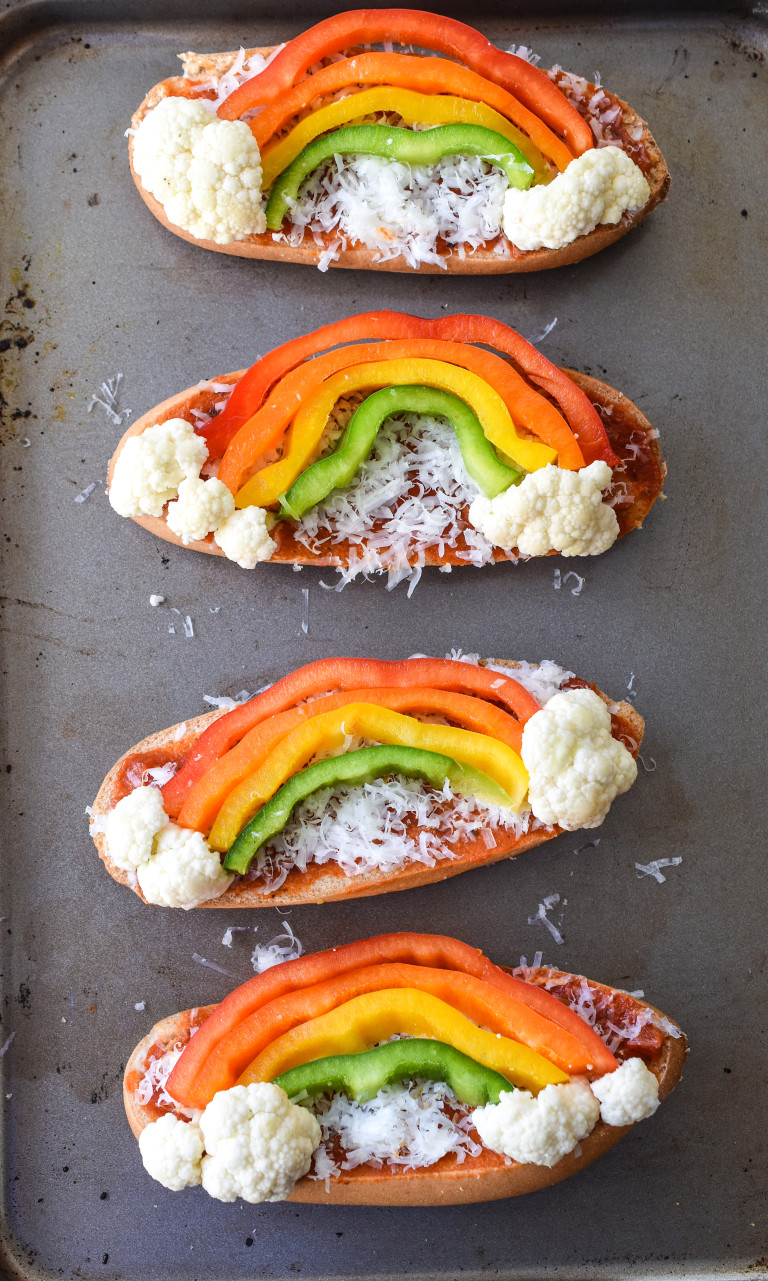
[213,10,595,198]
[159,658,541,874]
[195,313,618,521]
[163,933,619,1114]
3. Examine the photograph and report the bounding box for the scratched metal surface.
[0,2,766,1279]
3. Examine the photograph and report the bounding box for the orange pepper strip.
[217,338,583,496]
[216,10,594,155]
[182,963,592,1107]
[178,685,524,836]
[249,53,574,172]
[162,658,540,818]
[204,313,613,466]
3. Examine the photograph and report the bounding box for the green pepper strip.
[275,1038,513,1108]
[223,744,509,875]
[278,384,521,520]
[264,123,534,231]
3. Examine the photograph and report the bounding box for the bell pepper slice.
[232,358,555,509]
[279,384,520,518]
[166,932,616,1109]
[275,1038,511,1107]
[264,122,533,231]
[173,962,598,1108]
[238,988,569,1093]
[217,340,577,496]
[260,86,551,190]
[222,744,506,873]
[162,658,540,818]
[249,54,573,172]
[178,685,525,836]
[205,312,607,466]
[208,703,528,853]
[216,10,593,155]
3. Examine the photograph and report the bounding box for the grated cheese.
[251,923,304,972]
[275,153,508,271]
[635,858,682,884]
[307,1079,480,1179]
[293,413,494,593]
[527,893,564,944]
[248,776,532,894]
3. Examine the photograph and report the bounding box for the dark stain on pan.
[0,256,35,443]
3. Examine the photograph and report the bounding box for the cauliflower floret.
[139,1113,204,1191]
[136,823,233,909]
[104,785,167,871]
[472,1078,599,1168]
[200,1083,321,1203]
[521,686,637,830]
[590,1057,660,1126]
[109,418,208,518]
[469,462,618,558]
[132,97,266,244]
[503,146,651,251]
[166,476,235,544]
[213,505,276,568]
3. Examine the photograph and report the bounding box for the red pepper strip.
[167,934,616,1108]
[204,312,614,467]
[178,685,524,835]
[216,337,584,496]
[175,963,596,1109]
[162,658,539,817]
[249,54,574,172]
[216,10,593,156]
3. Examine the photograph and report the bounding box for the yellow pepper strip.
[207,702,528,851]
[237,989,569,1094]
[234,358,556,509]
[260,87,551,190]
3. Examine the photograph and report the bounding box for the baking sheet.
[0,3,766,1278]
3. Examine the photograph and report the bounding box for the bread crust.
[128,46,669,272]
[123,976,687,1204]
[106,368,665,567]
[90,659,645,908]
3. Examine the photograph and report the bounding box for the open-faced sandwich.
[89,655,643,910]
[128,9,669,272]
[125,931,686,1204]
[107,311,665,589]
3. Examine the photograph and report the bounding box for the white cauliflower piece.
[166,476,235,544]
[472,1078,599,1168]
[214,505,276,568]
[200,1083,321,1203]
[109,418,208,518]
[139,1113,204,1191]
[469,462,618,558]
[104,785,167,871]
[590,1057,660,1126]
[503,146,651,251]
[136,823,233,909]
[521,686,637,830]
[132,97,266,244]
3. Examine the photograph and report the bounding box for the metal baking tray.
[0,2,765,1278]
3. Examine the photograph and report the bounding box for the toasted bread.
[123,969,686,1204]
[128,46,669,273]
[107,368,665,568]
[90,659,644,909]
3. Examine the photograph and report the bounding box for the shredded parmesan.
[251,923,304,972]
[527,893,564,944]
[275,153,508,271]
[248,776,532,894]
[293,413,494,593]
[308,1079,480,1179]
[635,858,682,884]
